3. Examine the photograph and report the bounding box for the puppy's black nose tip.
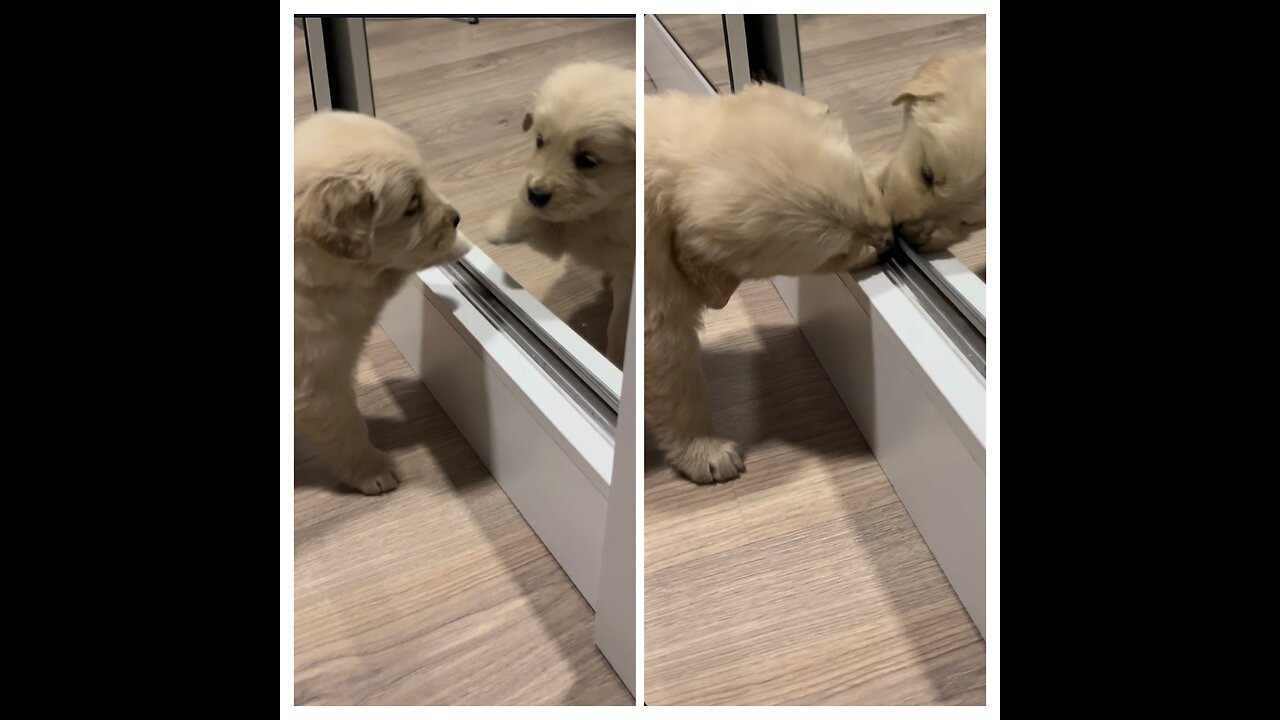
[527,187,552,208]
[451,211,461,228]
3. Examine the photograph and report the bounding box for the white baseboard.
[773,272,986,637]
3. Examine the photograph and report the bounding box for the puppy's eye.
[404,194,421,216]
[921,165,935,188]
[574,152,599,170]
[536,135,544,149]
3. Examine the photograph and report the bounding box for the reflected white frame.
[462,246,623,408]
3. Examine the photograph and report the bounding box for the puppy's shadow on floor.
[707,322,873,460]
[295,365,626,702]
[645,319,986,702]
[644,319,876,501]
[292,393,489,496]
[294,437,344,489]
[368,382,491,493]
[376,374,629,703]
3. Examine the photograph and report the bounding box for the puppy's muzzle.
[874,228,894,255]
[894,222,932,249]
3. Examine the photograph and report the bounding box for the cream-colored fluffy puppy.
[880,47,986,251]
[488,62,636,366]
[646,83,892,483]
[295,111,469,495]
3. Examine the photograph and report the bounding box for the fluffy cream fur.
[645,83,892,483]
[295,111,470,494]
[488,62,636,366]
[880,47,986,251]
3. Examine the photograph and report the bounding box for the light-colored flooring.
[643,280,986,706]
[655,14,986,279]
[295,17,637,361]
[294,327,631,705]
[643,16,986,706]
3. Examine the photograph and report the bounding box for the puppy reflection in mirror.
[879,47,986,251]
[488,62,636,367]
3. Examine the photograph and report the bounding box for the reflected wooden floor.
[799,14,986,278]
[655,14,987,278]
[294,17,637,360]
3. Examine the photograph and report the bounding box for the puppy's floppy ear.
[892,58,946,106]
[673,239,740,310]
[522,112,533,132]
[295,175,377,261]
[892,86,943,106]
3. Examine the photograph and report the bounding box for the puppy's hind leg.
[296,383,399,495]
[604,267,632,367]
[645,313,745,483]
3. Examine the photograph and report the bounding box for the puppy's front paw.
[344,452,401,495]
[670,438,746,484]
[845,243,882,271]
[485,209,517,246]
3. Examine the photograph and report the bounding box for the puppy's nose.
[895,223,928,249]
[878,228,895,254]
[886,224,905,251]
[451,210,461,228]
[527,187,552,208]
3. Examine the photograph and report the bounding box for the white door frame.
[594,277,638,695]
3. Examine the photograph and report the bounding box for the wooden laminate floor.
[643,279,986,706]
[294,327,631,705]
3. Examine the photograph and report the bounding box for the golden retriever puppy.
[295,111,469,495]
[646,83,892,483]
[488,62,636,366]
[880,47,986,251]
